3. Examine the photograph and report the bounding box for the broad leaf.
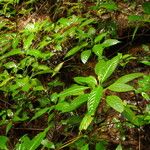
[0,136,8,150]
[106,95,125,113]
[102,39,120,48]
[58,85,89,98]
[108,83,134,92]
[115,73,143,84]
[74,76,97,88]
[95,54,122,83]
[94,32,107,43]
[55,94,88,112]
[79,114,93,131]
[92,44,104,58]
[116,144,122,150]
[143,2,150,14]
[81,50,91,64]
[87,85,103,115]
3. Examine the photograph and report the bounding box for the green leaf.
[0,136,8,150]
[80,18,95,27]
[0,49,22,60]
[116,144,122,150]
[81,50,91,64]
[115,73,143,84]
[92,44,104,58]
[106,95,125,113]
[58,85,89,98]
[87,86,103,115]
[23,33,35,50]
[100,2,118,11]
[55,94,88,112]
[94,32,107,43]
[79,114,93,131]
[52,62,64,77]
[122,106,140,126]
[128,15,143,22]
[108,83,134,92]
[81,144,89,150]
[29,127,50,150]
[41,139,55,149]
[0,77,14,87]
[65,42,88,58]
[102,39,120,48]
[95,54,121,83]
[31,107,50,121]
[74,76,97,88]
[4,61,17,69]
[143,2,150,14]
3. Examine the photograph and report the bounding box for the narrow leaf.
[23,33,35,50]
[102,39,120,48]
[87,86,103,115]
[106,95,125,113]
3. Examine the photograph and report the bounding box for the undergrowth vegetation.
[0,0,150,150]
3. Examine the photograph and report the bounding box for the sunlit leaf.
[81,144,89,150]
[74,76,97,88]
[87,85,103,115]
[81,50,91,64]
[94,32,107,43]
[58,85,89,98]
[0,77,14,87]
[23,33,35,50]
[92,44,104,58]
[52,62,64,77]
[95,54,121,83]
[106,95,125,113]
[79,114,93,131]
[102,39,120,48]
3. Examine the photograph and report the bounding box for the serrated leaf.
[81,50,91,64]
[115,73,143,84]
[74,76,97,88]
[95,54,121,83]
[94,32,107,43]
[55,94,88,112]
[87,86,103,115]
[108,83,134,92]
[65,42,88,58]
[106,95,125,113]
[79,114,93,131]
[102,39,120,48]
[31,107,50,121]
[58,85,89,98]
[23,33,35,50]
[92,44,104,58]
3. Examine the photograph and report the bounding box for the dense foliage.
[0,0,150,149]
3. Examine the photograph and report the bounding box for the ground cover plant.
[0,0,150,149]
